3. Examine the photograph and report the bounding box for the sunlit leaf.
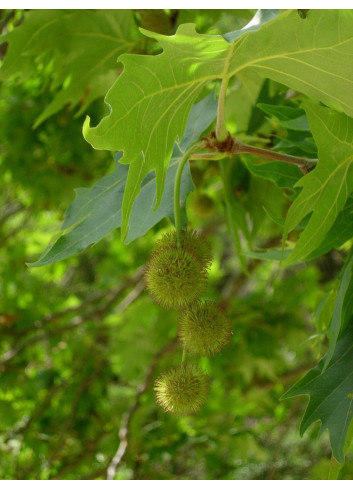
[84,10,353,238]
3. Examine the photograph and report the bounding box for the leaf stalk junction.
[196,131,317,174]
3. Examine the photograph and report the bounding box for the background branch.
[106,337,178,480]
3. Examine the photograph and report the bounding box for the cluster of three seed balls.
[144,230,232,416]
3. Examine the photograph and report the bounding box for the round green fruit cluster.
[178,300,232,356]
[145,229,232,416]
[154,365,209,416]
[144,230,212,309]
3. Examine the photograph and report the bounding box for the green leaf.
[274,131,317,156]
[83,24,230,239]
[29,93,217,266]
[28,156,127,267]
[0,10,139,125]
[253,199,353,266]
[225,71,263,134]
[219,159,251,273]
[246,79,285,135]
[282,325,353,463]
[306,197,353,260]
[234,10,353,118]
[322,249,353,370]
[257,103,305,121]
[84,10,353,238]
[273,115,310,132]
[245,157,303,190]
[283,102,353,265]
[126,91,217,243]
[222,9,280,42]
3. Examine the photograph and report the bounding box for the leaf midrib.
[91,31,353,142]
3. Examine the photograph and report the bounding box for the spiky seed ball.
[154,365,209,416]
[144,230,212,309]
[153,230,212,270]
[178,301,232,356]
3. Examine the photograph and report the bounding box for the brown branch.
[0,269,144,368]
[196,132,318,174]
[0,201,24,226]
[235,140,317,174]
[106,337,177,480]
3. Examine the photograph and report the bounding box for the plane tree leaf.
[29,93,217,267]
[283,102,353,265]
[126,91,217,243]
[306,198,353,261]
[0,10,139,125]
[84,9,353,239]
[83,24,231,239]
[245,158,303,190]
[282,325,353,463]
[322,250,353,370]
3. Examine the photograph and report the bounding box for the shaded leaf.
[283,325,353,463]
[322,249,353,370]
[273,131,317,156]
[257,103,305,121]
[28,155,127,267]
[273,115,310,132]
[245,157,303,190]
[283,102,353,265]
[257,103,315,156]
[246,79,285,135]
[29,93,217,266]
[306,197,353,261]
[0,10,139,125]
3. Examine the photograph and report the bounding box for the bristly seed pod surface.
[154,365,209,416]
[179,300,232,356]
[144,230,212,309]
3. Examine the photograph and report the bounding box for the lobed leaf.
[84,10,353,237]
[306,198,353,261]
[283,102,353,265]
[0,10,139,125]
[245,158,303,190]
[283,324,353,463]
[29,92,217,266]
[322,250,353,370]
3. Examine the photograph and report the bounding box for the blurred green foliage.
[0,9,352,480]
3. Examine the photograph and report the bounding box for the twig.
[193,134,318,174]
[106,337,177,480]
[0,201,24,227]
[114,280,145,314]
[0,269,143,368]
[235,140,317,173]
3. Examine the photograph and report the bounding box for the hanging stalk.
[174,144,201,246]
